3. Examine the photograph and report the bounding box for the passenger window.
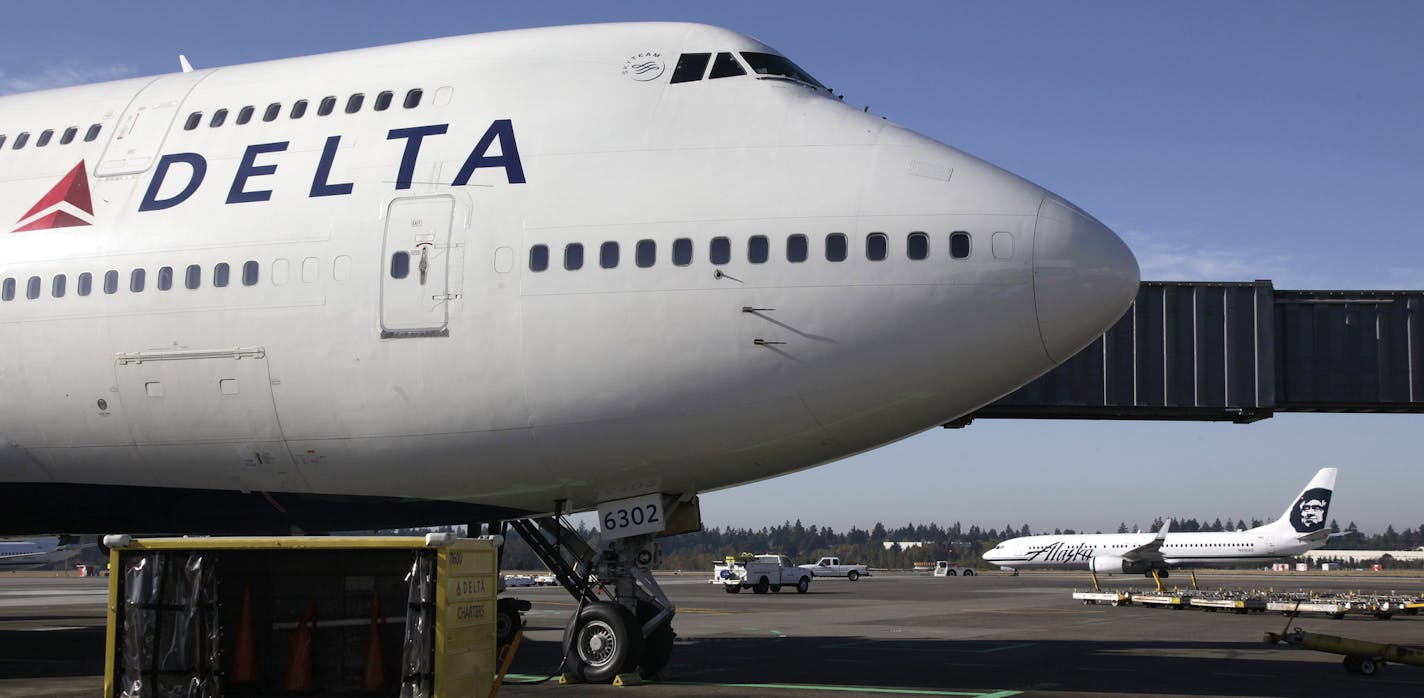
[907,232,929,260]
[130,269,146,293]
[302,257,318,283]
[636,239,656,268]
[710,237,731,265]
[290,100,308,119]
[157,266,174,291]
[748,235,769,264]
[60,127,77,144]
[185,264,201,289]
[210,109,228,127]
[26,276,40,300]
[529,244,549,272]
[37,129,53,146]
[1,278,12,302]
[242,261,259,286]
[263,103,281,122]
[271,259,289,286]
[404,88,423,109]
[13,132,29,149]
[826,233,848,262]
[374,91,393,111]
[213,263,230,288]
[103,270,118,294]
[84,124,101,142]
[78,272,92,296]
[709,52,746,79]
[600,242,619,269]
[183,112,201,131]
[866,233,888,261]
[787,234,808,263]
[950,231,971,259]
[52,274,66,298]
[564,243,584,271]
[391,251,411,279]
[673,238,693,266]
[670,53,711,83]
[0,135,8,149]
[236,106,254,125]
[345,94,364,114]
[318,96,337,116]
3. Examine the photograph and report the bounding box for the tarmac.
[3,569,1422,697]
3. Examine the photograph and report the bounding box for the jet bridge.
[953,281,1424,425]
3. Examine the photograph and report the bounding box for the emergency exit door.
[381,196,455,338]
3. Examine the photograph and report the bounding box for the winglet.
[179,55,194,73]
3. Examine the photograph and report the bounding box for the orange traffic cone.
[361,597,387,692]
[230,585,258,683]
[283,602,316,692]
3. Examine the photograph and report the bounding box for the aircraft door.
[95,69,215,177]
[381,196,455,338]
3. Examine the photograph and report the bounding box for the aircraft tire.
[496,597,529,648]
[566,602,643,683]
[636,599,675,679]
[847,570,860,581]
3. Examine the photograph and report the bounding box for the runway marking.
[501,674,1021,696]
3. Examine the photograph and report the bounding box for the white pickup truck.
[800,556,870,581]
[713,554,812,594]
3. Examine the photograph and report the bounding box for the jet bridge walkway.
[952,281,1424,426]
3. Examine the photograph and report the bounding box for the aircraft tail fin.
[1267,468,1337,537]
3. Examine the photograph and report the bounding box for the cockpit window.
[708,52,747,79]
[671,53,711,84]
[740,52,827,91]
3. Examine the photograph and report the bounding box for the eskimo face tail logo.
[1290,488,1331,533]
[12,160,94,232]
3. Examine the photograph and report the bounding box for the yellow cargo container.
[102,534,496,697]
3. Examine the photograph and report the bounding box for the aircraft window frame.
[404,89,423,109]
[185,264,201,290]
[290,100,309,119]
[709,52,747,79]
[710,236,731,265]
[564,243,585,271]
[60,127,77,145]
[37,129,53,147]
[672,238,693,267]
[242,261,259,286]
[0,278,12,302]
[826,233,848,262]
[866,232,888,261]
[78,272,93,296]
[157,266,174,291]
[12,132,29,150]
[600,241,619,269]
[529,244,549,272]
[390,251,411,279]
[52,274,66,298]
[0,135,7,150]
[210,109,228,128]
[748,235,769,264]
[84,124,101,142]
[950,231,971,259]
[739,52,829,91]
[374,91,394,111]
[103,270,118,295]
[345,93,364,114]
[670,53,712,84]
[907,232,929,260]
[213,263,230,288]
[263,103,281,122]
[130,269,146,293]
[636,239,656,268]
[236,106,255,125]
[318,96,337,116]
[183,112,202,131]
[26,276,40,300]
[787,234,809,263]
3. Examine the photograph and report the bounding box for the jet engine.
[1089,555,1156,575]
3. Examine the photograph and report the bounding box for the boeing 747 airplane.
[0,23,1139,679]
[983,468,1338,576]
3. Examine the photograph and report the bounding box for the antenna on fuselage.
[179,55,194,73]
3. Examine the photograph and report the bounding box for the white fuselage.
[983,527,1319,571]
[0,24,1138,531]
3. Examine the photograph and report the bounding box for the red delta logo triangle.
[12,161,94,233]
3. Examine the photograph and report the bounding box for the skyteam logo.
[1289,488,1331,533]
[622,52,665,82]
[12,161,94,232]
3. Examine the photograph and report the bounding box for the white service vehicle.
[800,556,869,581]
[713,554,812,594]
[933,561,976,577]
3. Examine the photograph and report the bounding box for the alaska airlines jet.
[983,468,1338,575]
[0,23,1137,680]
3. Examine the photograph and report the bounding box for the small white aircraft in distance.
[0,537,79,570]
[983,467,1339,577]
[0,23,1139,680]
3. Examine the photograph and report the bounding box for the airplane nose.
[1032,196,1140,363]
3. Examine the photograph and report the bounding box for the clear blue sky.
[3,2,1420,535]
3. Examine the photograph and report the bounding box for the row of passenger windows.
[525,232,974,272]
[0,124,103,152]
[183,88,424,131]
[3,263,260,301]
